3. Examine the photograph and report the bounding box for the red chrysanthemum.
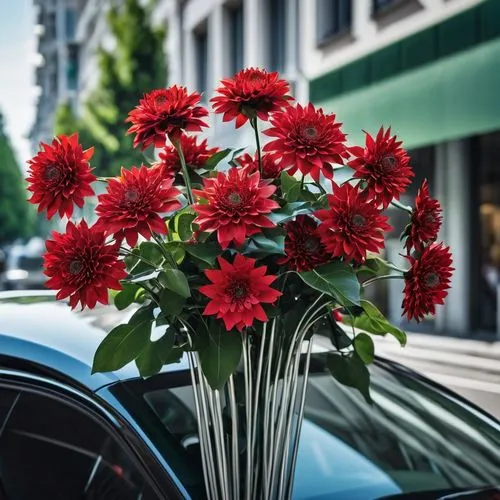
[315,182,392,263]
[44,220,127,309]
[348,127,414,208]
[95,165,181,247]
[199,254,282,331]
[193,167,279,249]
[236,152,283,179]
[263,103,348,183]
[26,133,96,219]
[402,243,453,322]
[156,134,219,178]
[277,215,330,271]
[126,86,209,150]
[404,179,442,252]
[210,67,292,128]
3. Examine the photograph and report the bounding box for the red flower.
[332,309,343,322]
[44,220,127,309]
[263,103,348,183]
[156,135,219,178]
[126,86,209,150]
[402,243,453,322]
[199,254,282,331]
[211,67,291,128]
[405,179,442,252]
[95,165,181,247]
[348,127,413,208]
[236,152,283,179]
[316,182,391,263]
[26,134,95,219]
[193,167,279,249]
[277,215,329,271]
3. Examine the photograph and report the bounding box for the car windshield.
[117,358,500,499]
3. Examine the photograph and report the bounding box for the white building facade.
[31,0,79,151]
[61,0,500,336]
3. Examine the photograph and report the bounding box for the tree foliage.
[0,112,34,244]
[55,0,166,177]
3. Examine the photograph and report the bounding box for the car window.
[18,256,43,271]
[0,387,160,500]
[125,360,500,499]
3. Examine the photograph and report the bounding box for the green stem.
[362,274,405,288]
[300,175,305,191]
[251,117,263,175]
[119,247,159,269]
[174,139,195,205]
[152,233,177,268]
[391,199,413,214]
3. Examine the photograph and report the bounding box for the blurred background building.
[30,0,79,150]
[25,0,500,337]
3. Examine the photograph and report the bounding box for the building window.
[227,3,244,75]
[316,0,352,46]
[67,44,78,91]
[194,25,208,96]
[65,8,77,40]
[269,0,286,72]
[372,0,404,14]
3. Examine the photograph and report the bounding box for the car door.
[0,369,179,500]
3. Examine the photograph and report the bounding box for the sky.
[0,0,37,166]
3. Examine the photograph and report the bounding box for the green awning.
[315,37,500,149]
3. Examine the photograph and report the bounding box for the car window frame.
[0,368,182,500]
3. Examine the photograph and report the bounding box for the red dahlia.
[26,133,96,219]
[236,152,283,179]
[44,220,127,309]
[95,165,181,247]
[315,182,392,263]
[126,86,209,150]
[277,215,329,271]
[402,243,453,322]
[348,127,413,208]
[405,179,442,252]
[211,67,291,128]
[193,167,279,249]
[199,254,282,331]
[263,103,348,183]
[156,134,219,178]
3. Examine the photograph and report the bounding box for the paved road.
[375,334,500,418]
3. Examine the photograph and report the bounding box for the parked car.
[3,239,46,291]
[1,291,500,499]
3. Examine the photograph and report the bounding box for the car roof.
[0,291,189,392]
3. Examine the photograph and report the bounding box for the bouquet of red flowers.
[27,67,452,499]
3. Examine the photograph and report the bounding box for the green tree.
[0,111,34,244]
[55,0,166,177]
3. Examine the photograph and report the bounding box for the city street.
[374,333,500,418]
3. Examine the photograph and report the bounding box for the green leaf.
[299,261,361,307]
[327,352,372,404]
[158,268,191,298]
[354,332,375,364]
[205,148,232,169]
[315,315,352,349]
[164,242,186,264]
[177,212,197,241]
[159,288,186,317]
[135,326,176,377]
[183,242,221,267]
[246,228,286,256]
[92,320,152,374]
[114,283,141,310]
[268,202,311,224]
[198,321,243,390]
[344,300,407,346]
[358,257,392,276]
[139,241,164,265]
[280,171,302,202]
